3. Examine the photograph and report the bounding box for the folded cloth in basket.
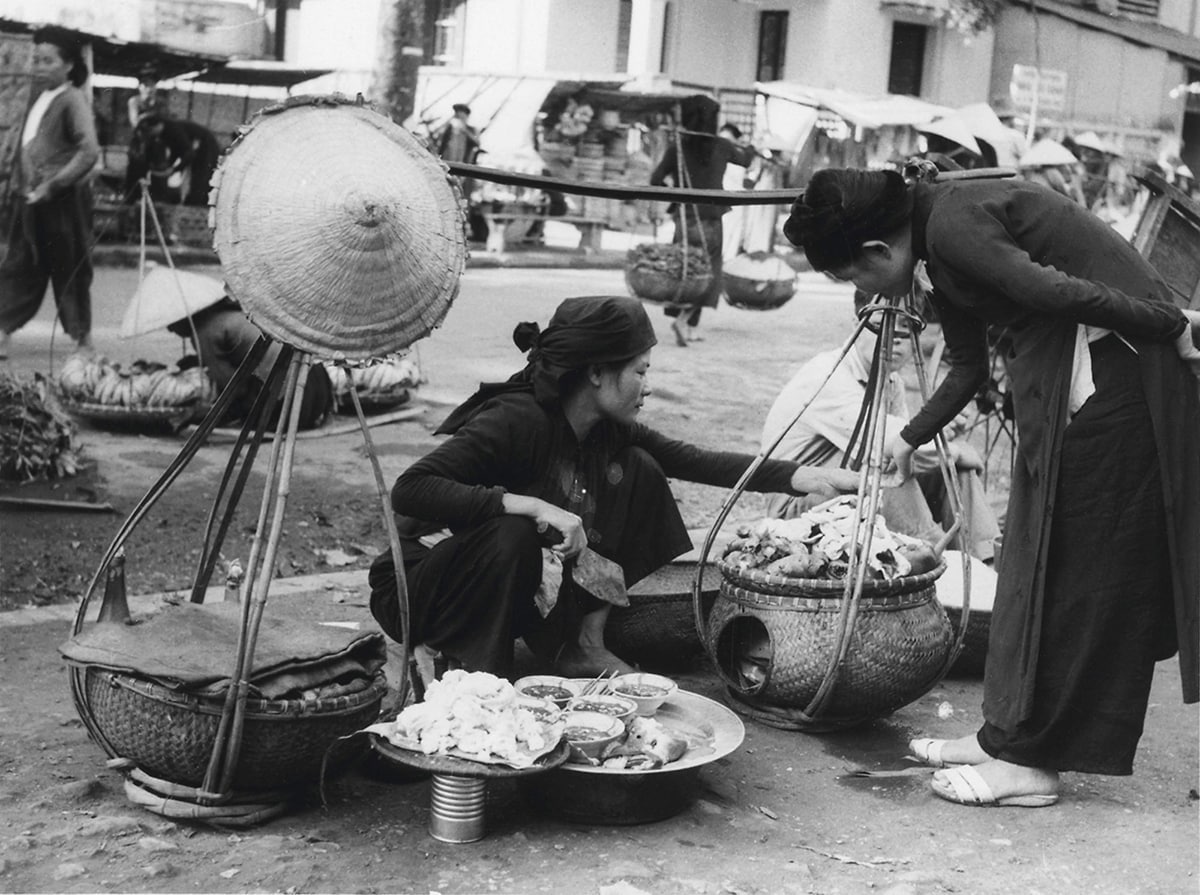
[60,601,388,700]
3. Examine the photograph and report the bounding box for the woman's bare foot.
[554,642,635,677]
[932,759,1060,806]
[911,733,990,766]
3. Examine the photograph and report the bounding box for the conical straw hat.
[1019,138,1078,169]
[120,265,228,337]
[211,94,466,360]
[917,115,982,157]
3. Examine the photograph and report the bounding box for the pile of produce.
[625,243,711,280]
[58,354,216,410]
[377,670,564,768]
[0,370,81,482]
[325,355,420,410]
[721,495,939,581]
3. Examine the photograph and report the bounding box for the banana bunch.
[58,355,217,409]
[327,355,421,399]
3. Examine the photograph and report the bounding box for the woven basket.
[83,668,387,791]
[944,606,990,676]
[605,562,720,665]
[625,267,712,305]
[716,557,945,598]
[705,568,952,730]
[723,274,796,311]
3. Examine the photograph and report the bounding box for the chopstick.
[582,669,619,697]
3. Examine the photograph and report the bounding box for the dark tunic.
[370,390,800,674]
[899,178,1200,773]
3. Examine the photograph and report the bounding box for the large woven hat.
[1019,138,1078,169]
[119,265,228,337]
[211,94,466,360]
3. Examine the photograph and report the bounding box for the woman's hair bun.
[512,321,541,353]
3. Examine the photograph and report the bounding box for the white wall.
[663,0,759,87]
[285,0,381,68]
[544,0,619,73]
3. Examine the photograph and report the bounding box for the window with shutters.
[888,21,928,96]
[757,11,788,82]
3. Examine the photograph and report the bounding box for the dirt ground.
[0,265,1196,894]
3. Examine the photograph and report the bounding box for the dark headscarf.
[436,295,657,434]
[783,168,913,272]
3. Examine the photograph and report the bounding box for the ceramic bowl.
[610,672,678,716]
[514,675,581,708]
[565,693,638,727]
[561,710,625,761]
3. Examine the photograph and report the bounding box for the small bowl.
[515,696,563,724]
[561,710,625,761]
[610,672,678,716]
[514,675,580,708]
[566,693,638,727]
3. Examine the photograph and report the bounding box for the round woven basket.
[624,267,712,305]
[84,668,387,791]
[944,606,990,676]
[605,562,720,665]
[211,95,466,360]
[723,274,796,311]
[705,567,952,730]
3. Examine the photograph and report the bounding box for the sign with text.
[1010,64,1068,115]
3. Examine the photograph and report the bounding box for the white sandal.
[931,765,1059,808]
[908,737,953,768]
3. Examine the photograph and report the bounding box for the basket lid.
[211,94,467,360]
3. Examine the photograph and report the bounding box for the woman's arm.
[634,426,858,495]
[649,146,677,187]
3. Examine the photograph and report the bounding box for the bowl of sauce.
[611,672,678,716]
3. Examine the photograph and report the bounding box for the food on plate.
[720,495,938,581]
[566,694,637,725]
[514,675,580,707]
[382,669,562,767]
[611,672,677,716]
[562,710,624,761]
[597,716,690,770]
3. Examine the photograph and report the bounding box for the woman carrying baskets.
[368,295,856,681]
[784,168,1200,808]
[649,96,754,346]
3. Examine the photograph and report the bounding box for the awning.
[187,61,332,89]
[0,18,223,80]
[410,69,695,162]
[756,81,951,130]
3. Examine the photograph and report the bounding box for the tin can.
[429,774,486,843]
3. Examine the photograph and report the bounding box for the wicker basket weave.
[605,562,719,664]
[84,668,387,790]
[723,274,796,311]
[625,266,712,305]
[706,566,952,730]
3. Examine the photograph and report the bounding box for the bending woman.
[784,168,1200,808]
[369,295,855,679]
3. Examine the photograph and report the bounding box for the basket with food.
[57,353,216,428]
[624,243,712,305]
[722,251,797,311]
[705,495,953,730]
[326,354,421,414]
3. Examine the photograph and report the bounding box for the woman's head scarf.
[437,295,657,434]
[783,168,912,272]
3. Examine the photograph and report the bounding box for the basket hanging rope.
[691,292,972,731]
[211,94,467,360]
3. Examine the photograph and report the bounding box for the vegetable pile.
[0,370,81,482]
[722,495,940,581]
[625,243,711,280]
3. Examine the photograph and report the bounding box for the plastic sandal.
[909,737,952,767]
[931,765,1059,808]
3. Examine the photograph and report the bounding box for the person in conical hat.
[368,294,857,680]
[159,290,332,431]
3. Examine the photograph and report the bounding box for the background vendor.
[761,288,1001,562]
[368,295,857,681]
[161,292,332,430]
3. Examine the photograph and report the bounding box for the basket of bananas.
[325,355,421,414]
[57,354,217,428]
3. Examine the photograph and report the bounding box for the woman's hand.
[789,465,859,499]
[25,183,51,204]
[503,494,587,559]
[1176,310,1200,369]
[884,431,917,483]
